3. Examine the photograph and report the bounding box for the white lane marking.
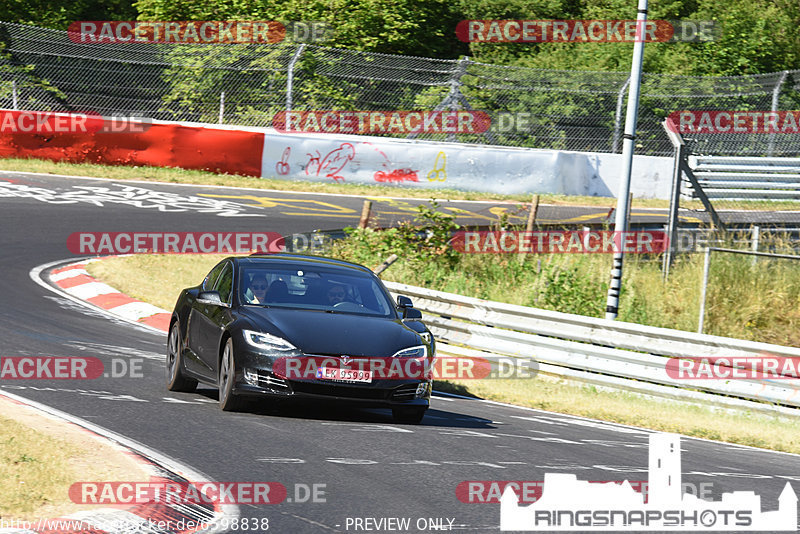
[1,385,148,402]
[495,432,581,444]
[163,397,205,404]
[30,259,164,335]
[443,460,508,469]
[0,389,239,533]
[0,180,263,218]
[67,341,164,361]
[319,422,412,433]
[581,439,648,448]
[326,458,378,465]
[256,458,306,463]
[438,429,498,439]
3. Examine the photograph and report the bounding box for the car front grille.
[391,383,419,401]
[256,371,289,390]
[290,381,389,400]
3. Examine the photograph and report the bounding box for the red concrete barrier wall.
[0,110,263,177]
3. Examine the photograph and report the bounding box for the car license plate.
[316,367,372,383]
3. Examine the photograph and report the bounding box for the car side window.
[203,262,226,291]
[214,262,234,304]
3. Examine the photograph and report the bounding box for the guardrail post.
[218,91,225,124]
[11,80,18,110]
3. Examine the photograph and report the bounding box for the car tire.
[166,321,197,393]
[219,337,243,412]
[392,406,427,425]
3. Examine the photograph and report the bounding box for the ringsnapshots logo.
[68,21,332,44]
[500,433,797,531]
[452,231,668,254]
[456,20,718,43]
[0,110,151,134]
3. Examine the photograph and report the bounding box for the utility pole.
[605,0,649,320]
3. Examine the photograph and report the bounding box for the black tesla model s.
[166,254,435,424]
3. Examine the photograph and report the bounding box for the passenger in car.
[266,279,290,302]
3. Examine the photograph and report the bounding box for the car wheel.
[166,321,197,393]
[392,406,427,424]
[219,337,243,412]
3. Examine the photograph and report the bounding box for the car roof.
[232,254,375,275]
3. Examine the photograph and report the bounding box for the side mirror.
[396,295,413,308]
[403,308,423,320]
[197,290,225,306]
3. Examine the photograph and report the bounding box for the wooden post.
[373,254,399,275]
[358,200,373,229]
[518,194,539,263]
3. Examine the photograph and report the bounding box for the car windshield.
[239,264,395,317]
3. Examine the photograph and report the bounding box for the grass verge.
[0,397,150,520]
[86,253,800,454]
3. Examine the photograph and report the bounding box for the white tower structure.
[648,433,682,506]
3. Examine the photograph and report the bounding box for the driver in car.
[326,284,346,305]
[248,275,269,304]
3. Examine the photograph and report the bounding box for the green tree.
[1,0,136,29]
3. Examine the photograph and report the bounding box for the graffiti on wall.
[304,143,356,182]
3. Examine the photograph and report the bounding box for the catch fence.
[2,21,799,157]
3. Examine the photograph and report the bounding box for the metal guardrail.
[686,155,800,201]
[384,281,800,416]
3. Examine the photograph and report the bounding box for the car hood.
[239,307,423,357]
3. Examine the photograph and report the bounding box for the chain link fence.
[2,21,800,158]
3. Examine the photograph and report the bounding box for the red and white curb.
[0,391,236,534]
[45,257,171,333]
[10,258,237,532]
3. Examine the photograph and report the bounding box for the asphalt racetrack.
[2,171,799,533]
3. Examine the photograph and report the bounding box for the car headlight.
[243,330,297,351]
[392,345,427,358]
